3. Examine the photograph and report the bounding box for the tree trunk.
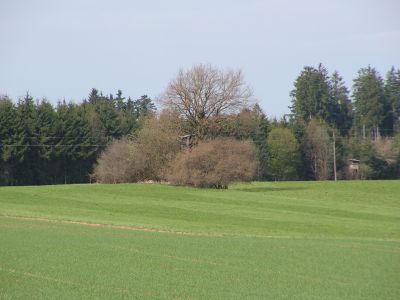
[333,130,337,181]
[362,124,366,140]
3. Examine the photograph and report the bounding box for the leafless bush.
[94,112,182,183]
[93,139,134,183]
[372,137,399,162]
[167,138,257,188]
[130,112,182,181]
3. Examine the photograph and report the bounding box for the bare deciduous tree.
[302,119,332,180]
[161,64,253,138]
[372,137,400,162]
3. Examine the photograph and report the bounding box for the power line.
[0,144,101,147]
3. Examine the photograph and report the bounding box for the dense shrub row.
[93,114,257,188]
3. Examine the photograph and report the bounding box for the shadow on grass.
[236,186,308,193]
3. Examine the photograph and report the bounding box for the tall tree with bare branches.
[161,64,252,138]
[302,119,332,180]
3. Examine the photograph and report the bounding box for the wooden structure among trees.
[180,134,195,152]
[348,159,361,176]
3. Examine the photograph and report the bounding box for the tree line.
[1,63,399,186]
[283,64,400,180]
[0,89,155,185]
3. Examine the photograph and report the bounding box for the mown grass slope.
[0,181,399,299]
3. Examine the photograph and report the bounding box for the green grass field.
[1,181,399,299]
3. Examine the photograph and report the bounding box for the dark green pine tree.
[353,66,391,139]
[55,102,98,184]
[54,101,70,183]
[95,99,122,141]
[385,67,400,131]
[88,88,101,105]
[87,89,122,142]
[115,91,137,136]
[13,93,40,184]
[126,96,134,114]
[330,71,353,135]
[0,96,17,185]
[133,95,156,119]
[72,105,98,182]
[36,99,58,184]
[115,89,126,112]
[290,64,335,124]
[250,104,270,180]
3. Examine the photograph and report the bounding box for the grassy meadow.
[0,181,399,299]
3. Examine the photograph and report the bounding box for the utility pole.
[333,130,337,181]
[362,124,366,140]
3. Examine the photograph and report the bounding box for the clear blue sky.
[1,0,399,117]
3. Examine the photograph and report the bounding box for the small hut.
[348,158,360,173]
[180,134,194,152]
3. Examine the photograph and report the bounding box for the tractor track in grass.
[0,214,214,236]
[0,214,294,239]
[0,267,175,299]
[1,214,399,243]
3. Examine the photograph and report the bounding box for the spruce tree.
[0,96,17,184]
[55,102,97,184]
[353,66,390,139]
[36,100,58,183]
[133,95,156,118]
[13,93,40,184]
[290,64,334,123]
[330,71,353,135]
[385,67,400,130]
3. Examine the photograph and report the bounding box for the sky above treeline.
[1,0,399,117]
